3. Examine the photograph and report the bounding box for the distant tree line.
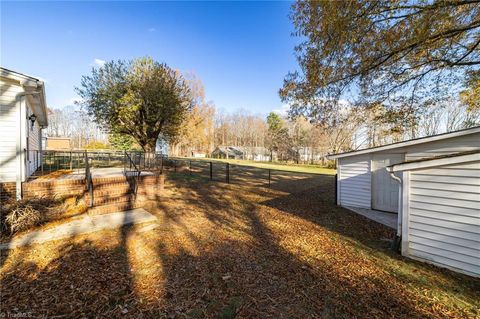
[46,49,478,163]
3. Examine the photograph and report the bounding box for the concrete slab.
[0,208,158,250]
[90,167,154,178]
[345,206,398,229]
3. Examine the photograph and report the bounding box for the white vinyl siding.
[338,155,371,208]
[406,162,480,277]
[0,78,22,182]
[406,134,480,161]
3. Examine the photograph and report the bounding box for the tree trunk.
[144,140,157,168]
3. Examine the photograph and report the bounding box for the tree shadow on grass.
[0,210,143,317]
[143,176,451,318]
[259,173,480,310]
[0,237,135,317]
[1,173,478,318]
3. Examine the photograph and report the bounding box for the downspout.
[387,167,402,252]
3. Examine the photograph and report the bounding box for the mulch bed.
[1,173,479,318]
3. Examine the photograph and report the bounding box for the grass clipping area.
[1,172,478,318]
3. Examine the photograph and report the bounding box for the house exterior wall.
[0,76,44,183]
[0,77,22,182]
[338,155,371,208]
[404,160,480,277]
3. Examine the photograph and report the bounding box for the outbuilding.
[46,137,72,150]
[329,127,480,277]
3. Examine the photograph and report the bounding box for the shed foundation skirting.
[344,206,398,229]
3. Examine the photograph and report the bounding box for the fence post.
[268,169,271,188]
[189,160,192,175]
[70,152,72,170]
[226,163,230,183]
[210,162,213,181]
[174,160,177,172]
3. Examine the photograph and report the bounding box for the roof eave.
[23,81,48,127]
[388,152,480,172]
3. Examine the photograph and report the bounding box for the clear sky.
[1,1,298,116]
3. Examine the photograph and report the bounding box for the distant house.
[244,147,272,161]
[211,146,244,159]
[191,151,206,158]
[296,147,325,163]
[329,126,480,277]
[0,68,49,200]
[211,146,272,161]
[46,137,71,150]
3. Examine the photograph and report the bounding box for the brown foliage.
[1,173,478,318]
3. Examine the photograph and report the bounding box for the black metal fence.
[30,151,326,192]
[162,158,278,187]
[30,150,168,177]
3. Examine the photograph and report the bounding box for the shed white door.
[372,153,404,212]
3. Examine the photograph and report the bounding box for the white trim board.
[388,152,480,172]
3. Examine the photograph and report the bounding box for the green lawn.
[173,157,336,175]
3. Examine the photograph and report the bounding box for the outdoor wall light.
[28,114,37,129]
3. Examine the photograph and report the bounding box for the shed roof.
[328,126,480,160]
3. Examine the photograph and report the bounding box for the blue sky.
[1,1,298,116]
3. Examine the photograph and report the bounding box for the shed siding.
[406,134,480,161]
[338,155,371,208]
[0,78,22,182]
[407,161,480,277]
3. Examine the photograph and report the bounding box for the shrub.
[0,198,60,236]
[325,160,336,169]
[5,204,42,234]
